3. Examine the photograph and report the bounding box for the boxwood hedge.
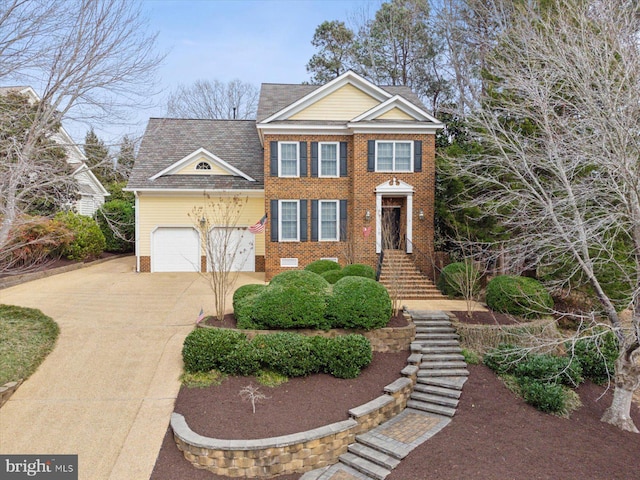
[305,259,341,275]
[182,328,247,373]
[326,276,392,330]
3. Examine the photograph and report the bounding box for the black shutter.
[367,140,375,172]
[340,200,348,242]
[270,200,279,242]
[310,142,318,177]
[311,200,319,241]
[299,142,307,177]
[299,200,308,242]
[414,140,422,172]
[270,141,278,176]
[340,142,347,177]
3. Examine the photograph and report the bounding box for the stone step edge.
[348,443,401,470]
[339,452,392,480]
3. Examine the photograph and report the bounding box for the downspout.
[134,191,140,272]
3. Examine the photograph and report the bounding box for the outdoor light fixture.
[200,217,206,228]
[364,210,371,221]
[418,209,425,220]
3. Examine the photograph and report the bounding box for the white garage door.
[207,227,255,272]
[152,227,200,272]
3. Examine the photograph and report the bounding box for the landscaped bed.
[151,360,640,480]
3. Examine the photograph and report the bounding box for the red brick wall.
[264,133,436,280]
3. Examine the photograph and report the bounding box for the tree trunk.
[601,349,640,433]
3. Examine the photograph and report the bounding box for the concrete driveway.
[0,256,265,480]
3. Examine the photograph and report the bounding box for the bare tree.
[454,0,640,432]
[190,194,253,322]
[0,0,162,264]
[166,79,258,120]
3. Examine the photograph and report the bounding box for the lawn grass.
[0,304,59,385]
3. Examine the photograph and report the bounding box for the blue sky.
[93,0,377,143]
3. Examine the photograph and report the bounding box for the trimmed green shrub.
[182,328,247,373]
[251,285,330,330]
[321,269,344,284]
[324,334,372,379]
[96,200,135,253]
[517,377,567,413]
[251,333,320,377]
[341,263,376,280]
[326,277,392,330]
[483,344,526,375]
[233,284,266,329]
[485,275,553,318]
[514,354,583,387]
[308,335,332,369]
[269,270,331,291]
[437,261,480,297]
[305,259,341,275]
[223,341,261,376]
[570,332,619,384]
[55,212,106,261]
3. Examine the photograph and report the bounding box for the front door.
[381,207,401,249]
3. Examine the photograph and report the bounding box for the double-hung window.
[279,200,299,241]
[319,200,339,241]
[319,142,338,177]
[279,142,299,177]
[376,141,412,172]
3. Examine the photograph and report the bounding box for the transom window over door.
[376,141,412,172]
[319,200,338,241]
[279,142,299,177]
[279,200,299,241]
[320,143,338,177]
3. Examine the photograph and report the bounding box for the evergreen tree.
[306,21,355,84]
[83,128,113,184]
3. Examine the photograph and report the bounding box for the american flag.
[196,308,205,324]
[249,214,267,234]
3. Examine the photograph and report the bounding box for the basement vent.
[280,258,299,268]
[321,257,339,263]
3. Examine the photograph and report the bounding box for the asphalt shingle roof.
[127,118,264,190]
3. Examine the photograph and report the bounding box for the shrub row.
[182,328,373,379]
[484,335,619,414]
[235,270,392,331]
[305,260,376,284]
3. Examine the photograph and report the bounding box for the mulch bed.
[151,312,640,480]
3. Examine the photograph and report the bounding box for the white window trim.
[319,142,339,178]
[278,200,299,242]
[279,142,300,178]
[318,200,339,242]
[375,140,413,172]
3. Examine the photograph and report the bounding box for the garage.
[152,227,200,272]
[207,227,255,272]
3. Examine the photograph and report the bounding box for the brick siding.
[264,133,435,279]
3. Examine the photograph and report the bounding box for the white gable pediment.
[375,178,415,195]
[150,148,255,182]
[350,95,442,124]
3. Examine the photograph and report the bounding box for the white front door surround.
[375,178,414,254]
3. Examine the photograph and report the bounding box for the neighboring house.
[0,86,109,216]
[127,71,443,278]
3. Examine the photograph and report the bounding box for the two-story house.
[127,71,443,281]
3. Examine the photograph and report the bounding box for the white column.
[406,193,413,253]
[375,193,382,253]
